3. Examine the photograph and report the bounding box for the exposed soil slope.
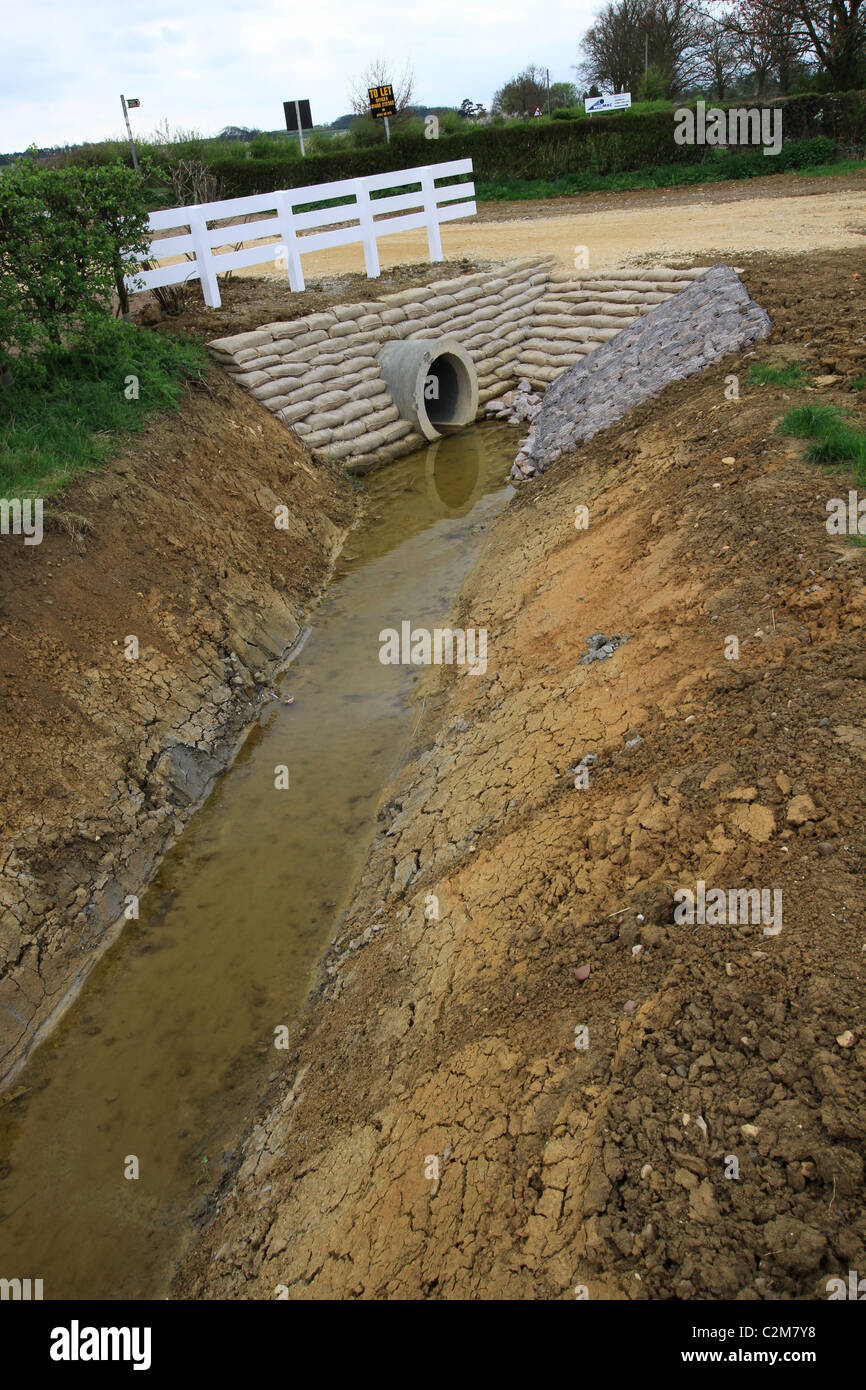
[175,250,866,1300]
[0,368,358,1086]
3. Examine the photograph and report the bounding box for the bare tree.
[737,0,864,89]
[695,13,742,96]
[716,0,809,94]
[577,0,704,97]
[348,59,415,117]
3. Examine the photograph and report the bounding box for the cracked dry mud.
[174,250,866,1301]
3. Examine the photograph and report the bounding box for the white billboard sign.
[584,92,632,114]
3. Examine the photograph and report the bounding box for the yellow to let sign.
[368,84,396,118]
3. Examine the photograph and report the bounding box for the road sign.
[126,98,140,109]
[584,91,632,114]
[283,99,312,132]
[368,84,396,118]
[120,95,139,169]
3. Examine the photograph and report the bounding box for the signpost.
[368,84,396,143]
[120,95,140,169]
[283,99,313,156]
[584,91,632,114]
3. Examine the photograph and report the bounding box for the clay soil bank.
[175,249,866,1300]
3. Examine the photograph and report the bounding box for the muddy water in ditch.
[0,423,517,1300]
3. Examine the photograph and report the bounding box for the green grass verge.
[779,402,866,475]
[747,360,814,388]
[0,321,208,498]
[475,137,856,201]
[794,156,866,178]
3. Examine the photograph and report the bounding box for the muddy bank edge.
[0,366,360,1089]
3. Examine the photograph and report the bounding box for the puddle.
[0,423,518,1300]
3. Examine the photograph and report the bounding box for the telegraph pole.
[546,68,551,117]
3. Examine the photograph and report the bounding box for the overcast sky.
[3,0,600,150]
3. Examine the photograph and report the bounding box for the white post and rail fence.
[124,159,476,309]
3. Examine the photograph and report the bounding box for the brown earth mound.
[174,250,866,1300]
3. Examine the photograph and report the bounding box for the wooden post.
[295,100,306,157]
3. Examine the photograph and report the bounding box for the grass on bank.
[779,402,866,473]
[747,360,814,388]
[0,321,208,498]
[779,401,866,546]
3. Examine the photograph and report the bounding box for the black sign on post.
[368,85,396,118]
[283,98,313,156]
[283,99,312,132]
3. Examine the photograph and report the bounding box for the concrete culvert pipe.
[377,337,479,442]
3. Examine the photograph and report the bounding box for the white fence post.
[189,209,221,308]
[275,192,305,292]
[421,169,443,262]
[353,179,381,279]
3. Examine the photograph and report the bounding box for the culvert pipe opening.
[377,337,479,443]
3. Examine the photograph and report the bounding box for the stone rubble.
[511,264,772,481]
[578,632,631,665]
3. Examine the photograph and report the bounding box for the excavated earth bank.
[175,250,866,1300]
[0,370,358,1086]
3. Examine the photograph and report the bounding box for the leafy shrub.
[768,90,866,146]
[639,66,670,102]
[0,160,155,369]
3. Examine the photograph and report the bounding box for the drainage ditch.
[0,423,518,1300]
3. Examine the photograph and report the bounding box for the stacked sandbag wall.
[207,259,713,473]
[208,258,552,474]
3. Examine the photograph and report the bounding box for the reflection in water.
[0,424,518,1301]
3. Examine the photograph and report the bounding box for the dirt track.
[175,249,866,1300]
[216,173,866,282]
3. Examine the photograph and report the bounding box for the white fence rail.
[125,159,476,308]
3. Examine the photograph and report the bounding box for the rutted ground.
[0,369,358,1086]
[176,250,866,1300]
